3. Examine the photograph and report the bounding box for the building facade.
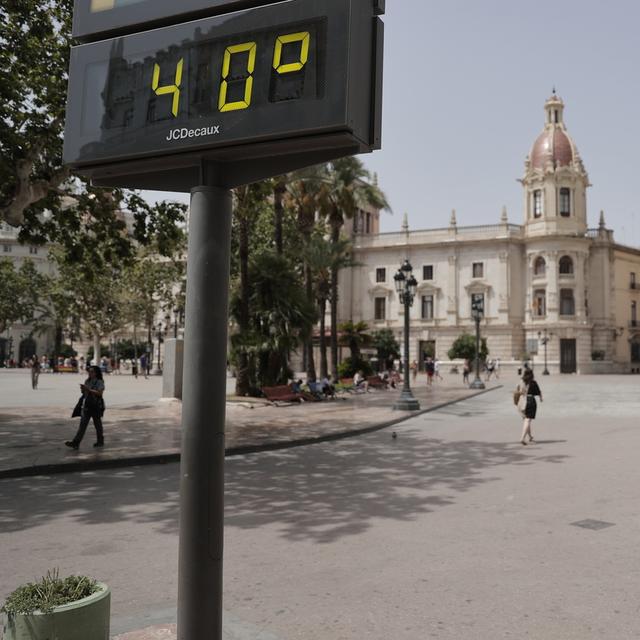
[338,94,640,374]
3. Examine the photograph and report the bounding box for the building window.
[366,212,371,234]
[533,256,546,276]
[29,246,38,255]
[559,256,574,275]
[533,190,543,218]
[632,301,637,326]
[472,262,484,278]
[421,295,434,320]
[423,265,433,281]
[374,297,386,321]
[559,188,571,217]
[376,268,386,283]
[3,245,11,253]
[533,289,546,316]
[631,272,636,289]
[560,289,575,316]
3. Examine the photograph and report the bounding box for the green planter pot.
[2,582,110,640]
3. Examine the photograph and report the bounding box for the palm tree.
[272,176,287,254]
[285,166,326,382]
[305,234,358,379]
[318,157,390,379]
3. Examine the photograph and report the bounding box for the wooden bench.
[366,376,388,389]
[262,385,303,405]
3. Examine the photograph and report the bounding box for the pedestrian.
[494,357,501,379]
[425,357,435,387]
[516,368,543,445]
[140,353,149,379]
[434,358,443,381]
[462,359,470,386]
[30,355,41,390]
[410,360,418,383]
[65,365,106,449]
[485,358,495,381]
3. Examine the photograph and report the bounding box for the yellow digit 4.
[152,58,184,117]
[218,42,257,112]
[273,32,310,74]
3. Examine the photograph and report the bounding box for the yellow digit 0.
[152,58,184,117]
[218,42,257,112]
[273,31,310,74]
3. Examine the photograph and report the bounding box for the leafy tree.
[0,0,73,227]
[448,333,488,362]
[372,329,400,370]
[0,258,48,333]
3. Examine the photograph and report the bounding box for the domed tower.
[521,92,590,237]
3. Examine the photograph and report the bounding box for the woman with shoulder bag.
[516,368,542,445]
[65,365,106,449]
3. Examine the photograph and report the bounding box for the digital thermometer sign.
[64,0,383,190]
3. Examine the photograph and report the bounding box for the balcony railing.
[631,320,639,328]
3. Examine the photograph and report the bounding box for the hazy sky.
[142,0,640,245]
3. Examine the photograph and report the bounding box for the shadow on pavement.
[0,427,570,541]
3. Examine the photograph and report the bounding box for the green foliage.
[113,340,148,360]
[58,343,77,358]
[337,357,374,379]
[372,329,400,369]
[0,0,73,226]
[0,258,48,333]
[339,321,371,359]
[2,569,98,615]
[448,333,488,362]
[230,251,316,390]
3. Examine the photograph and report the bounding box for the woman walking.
[517,368,542,445]
[65,365,106,449]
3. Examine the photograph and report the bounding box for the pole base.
[393,395,421,411]
[469,378,485,390]
[542,369,550,375]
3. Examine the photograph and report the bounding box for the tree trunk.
[273,180,286,255]
[235,213,251,396]
[305,263,316,382]
[329,221,341,381]
[54,323,63,373]
[92,331,101,366]
[319,297,328,379]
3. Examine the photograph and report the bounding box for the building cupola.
[521,93,590,237]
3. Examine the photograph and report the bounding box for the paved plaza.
[1,374,639,639]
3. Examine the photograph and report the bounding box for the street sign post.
[64,1,384,637]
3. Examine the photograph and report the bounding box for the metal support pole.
[393,293,420,411]
[543,336,550,375]
[177,185,232,640]
[470,316,485,389]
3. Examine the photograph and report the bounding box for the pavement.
[3,374,640,639]
[0,369,496,479]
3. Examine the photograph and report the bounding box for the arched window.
[533,257,546,276]
[559,256,574,275]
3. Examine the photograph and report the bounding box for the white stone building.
[338,94,640,374]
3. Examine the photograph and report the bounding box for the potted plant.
[1,570,110,640]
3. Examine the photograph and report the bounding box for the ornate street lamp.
[393,259,420,411]
[470,294,486,389]
[537,329,553,375]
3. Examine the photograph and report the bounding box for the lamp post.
[155,322,166,373]
[470,294,485,390]
[537,329,553,375]
[393,259,420,411]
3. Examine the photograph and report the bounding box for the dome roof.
[530,128,574,169]
[528,94,579,170]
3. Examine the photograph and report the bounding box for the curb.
[0,386,501,480]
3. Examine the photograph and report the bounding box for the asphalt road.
[1,375,639,639]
